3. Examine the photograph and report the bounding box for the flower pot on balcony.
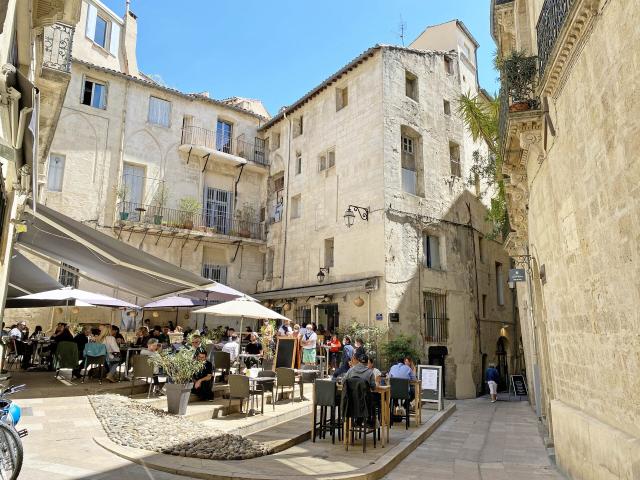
[239,228,251,238]
[509,101,530,113]
[182,219,194,230]
[153,215,163,225]
[120,212,130,221]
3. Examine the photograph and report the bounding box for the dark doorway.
[496,337,509,390]
[428,346,448,398]
[316,304,339,333]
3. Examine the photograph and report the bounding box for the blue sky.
[101,0,498,116]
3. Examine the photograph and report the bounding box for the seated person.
[244,333,263,369]
[221,335,240,363]
[111,325,125,345]
[29,325,43,340]
[152,326,169,345]
[190,334,206,357]
[135,326,150,347]
[9,322,33,369]
[367,356,383,386]
[343,353,376,389]
[388,356,417,402]
[140,339,163,393]
[192,351,213,400]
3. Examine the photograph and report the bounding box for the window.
[482,294,487,318]
[423,234,441,270]
[318,148,335,172]
[148,96,171,127]
[274,175,285,192]
[318,154,326,172]
[496,262,505,306]
[295,152,302,175]
[272,132,281,150]
[327,149,335,168]
[449,142,461,177]
[216,120,233,153]
[58,263,79,288]
[462,43,471,60]
[478,236,485,263]
[202,264,228,284]
[47,154,65,192]
[336,86,348,111]
[293,116,303,137]
[405,70,418,101]
[443,99,451,115]
[401,135,416,195]
[290,194,301,219]
[444,56,453,74]
[424,292,447,342]
[296,306,311,324]
[85,4,120,55]
[324,238,334,268]
[81,78,107,109]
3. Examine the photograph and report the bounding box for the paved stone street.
[383,396,563,480]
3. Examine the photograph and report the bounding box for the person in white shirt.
[97,324,120,383]
[277,319,293,337]
[300,324,317,365]
[221,335,240,363]
[9,323,25,340]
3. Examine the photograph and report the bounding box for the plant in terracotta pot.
[148,348,204,415]
[152,183,170,225]
[500,51,538,112]
[116,184,130,221]
[178,197,202,230]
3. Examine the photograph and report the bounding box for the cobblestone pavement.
[383,395,564,480]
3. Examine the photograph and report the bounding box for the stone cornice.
[537,0,603,99]
[493,1,516,56]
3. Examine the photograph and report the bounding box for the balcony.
[537,0,575,77]
[42,23,74,74]
[179,126,269,169]
[117,201,265,242]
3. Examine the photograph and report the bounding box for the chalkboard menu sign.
[274,337,297,370]
[510,374,528,398]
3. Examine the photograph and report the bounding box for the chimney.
[123,8,139,76]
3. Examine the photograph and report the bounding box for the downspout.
[280,111,292,289]
[114,79,130,225]
[466,203,482,395]
[233,164,245,206]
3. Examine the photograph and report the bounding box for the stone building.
[493,0,640,477]
[255,21,520,399]
[9,0,270,328]
[0,0,82,317]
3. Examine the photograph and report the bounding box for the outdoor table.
[313,382,391,448]
[120,347,143,380]
[410,380,422,426]
[247,376,273,415]
[237,353,262,373]
[29,339,51,366]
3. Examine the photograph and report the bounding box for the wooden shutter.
[86,3,97,40]
[109,22,120,55]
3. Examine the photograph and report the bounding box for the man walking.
[486,363,500,403]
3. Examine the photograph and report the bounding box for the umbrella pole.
[175,307,179,328]
[239,316,244,343]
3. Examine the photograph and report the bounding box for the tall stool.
[313,380,342,443]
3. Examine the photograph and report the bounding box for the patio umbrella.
[8,287,139,309]
[142,296,203,327]
[188,282,255,302]
[193,296,288,336]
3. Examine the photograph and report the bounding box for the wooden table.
[410,380,422,426]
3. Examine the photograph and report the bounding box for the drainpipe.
[280,111,292,289]
[114,79,130,225]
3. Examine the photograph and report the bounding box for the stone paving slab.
[94,403,455,480]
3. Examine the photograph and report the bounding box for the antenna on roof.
[397,15,407,46]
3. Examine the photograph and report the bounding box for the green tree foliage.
[380,335,422,370]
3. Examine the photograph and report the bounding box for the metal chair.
[213,351,231,386]
[299,364,318,400]
[227,374,251,417]
[341,377,376,452]
[313,379,342,443]
[389,377,411,429]
[129,355,155,398]
[255,370,276,413]
[275,367,296,404]
[53,341,78,378]
[82,343,108,384]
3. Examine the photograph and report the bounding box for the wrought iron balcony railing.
[180,127,269,166]
[42,23,74,73]
[181,126,216,150]
[118,201,265,241]
[236,138,269,166]
[537,0,575,77]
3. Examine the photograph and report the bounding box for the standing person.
[332,336,354,379]
[300,324,317,365]
[277,319,293,337]
[328,333,341,369]
[486,363,500,403]
[354,338,366,359]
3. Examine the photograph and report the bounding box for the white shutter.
[109,22,120,56]
[429,236,441,270]
[86,3,97,40]
[47,155,65,192]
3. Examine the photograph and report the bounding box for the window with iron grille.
[449,142,461,177]
[296,306,311,325]
[202,264,228,284]
[424,292,447,342]
[58,263,79,288]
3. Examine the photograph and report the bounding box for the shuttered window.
[423,234,441,270]
[148,97,171,127]
[47,154,65,192]
[202,264,228,284]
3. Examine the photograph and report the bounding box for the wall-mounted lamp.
[317,267,330,283]
[343,205,369,228]
[152,311,159,318]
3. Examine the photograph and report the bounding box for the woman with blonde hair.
[98,324,121,382]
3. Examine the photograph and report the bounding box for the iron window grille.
[424,292,448,343]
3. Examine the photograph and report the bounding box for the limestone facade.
[493,0,640,478]
[256,21,519,399]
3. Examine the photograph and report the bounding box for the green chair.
[53,341,79,379]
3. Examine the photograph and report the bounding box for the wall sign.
[375,313,383,321]
[389,312,399,323]
[509,268,526,282]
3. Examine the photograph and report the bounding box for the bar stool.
[313,380,342,443]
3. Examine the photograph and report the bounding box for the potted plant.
[116,184,130,221]
[260,320,276,370]
[500,51,538,112]
[178,197,202,230]
[235,202,256,238]
[152,183,170,225]
[148,348,204,415]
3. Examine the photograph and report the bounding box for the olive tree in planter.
[116,184,130,221]
[500,51,538,112]
[178,197,202,230]
[149,349,203,415]
[152,183,170,225]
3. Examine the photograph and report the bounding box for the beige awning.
[16,202,215,299]
[7,251,62,298]
[252,277,379,301]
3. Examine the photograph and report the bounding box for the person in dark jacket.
[344,354,376,389]
[72,326,91,378]
[332,336,355,379]
[486,363,500,403]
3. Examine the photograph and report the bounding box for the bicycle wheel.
[0,423,22,480]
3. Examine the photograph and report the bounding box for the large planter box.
[166,382,193,415]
